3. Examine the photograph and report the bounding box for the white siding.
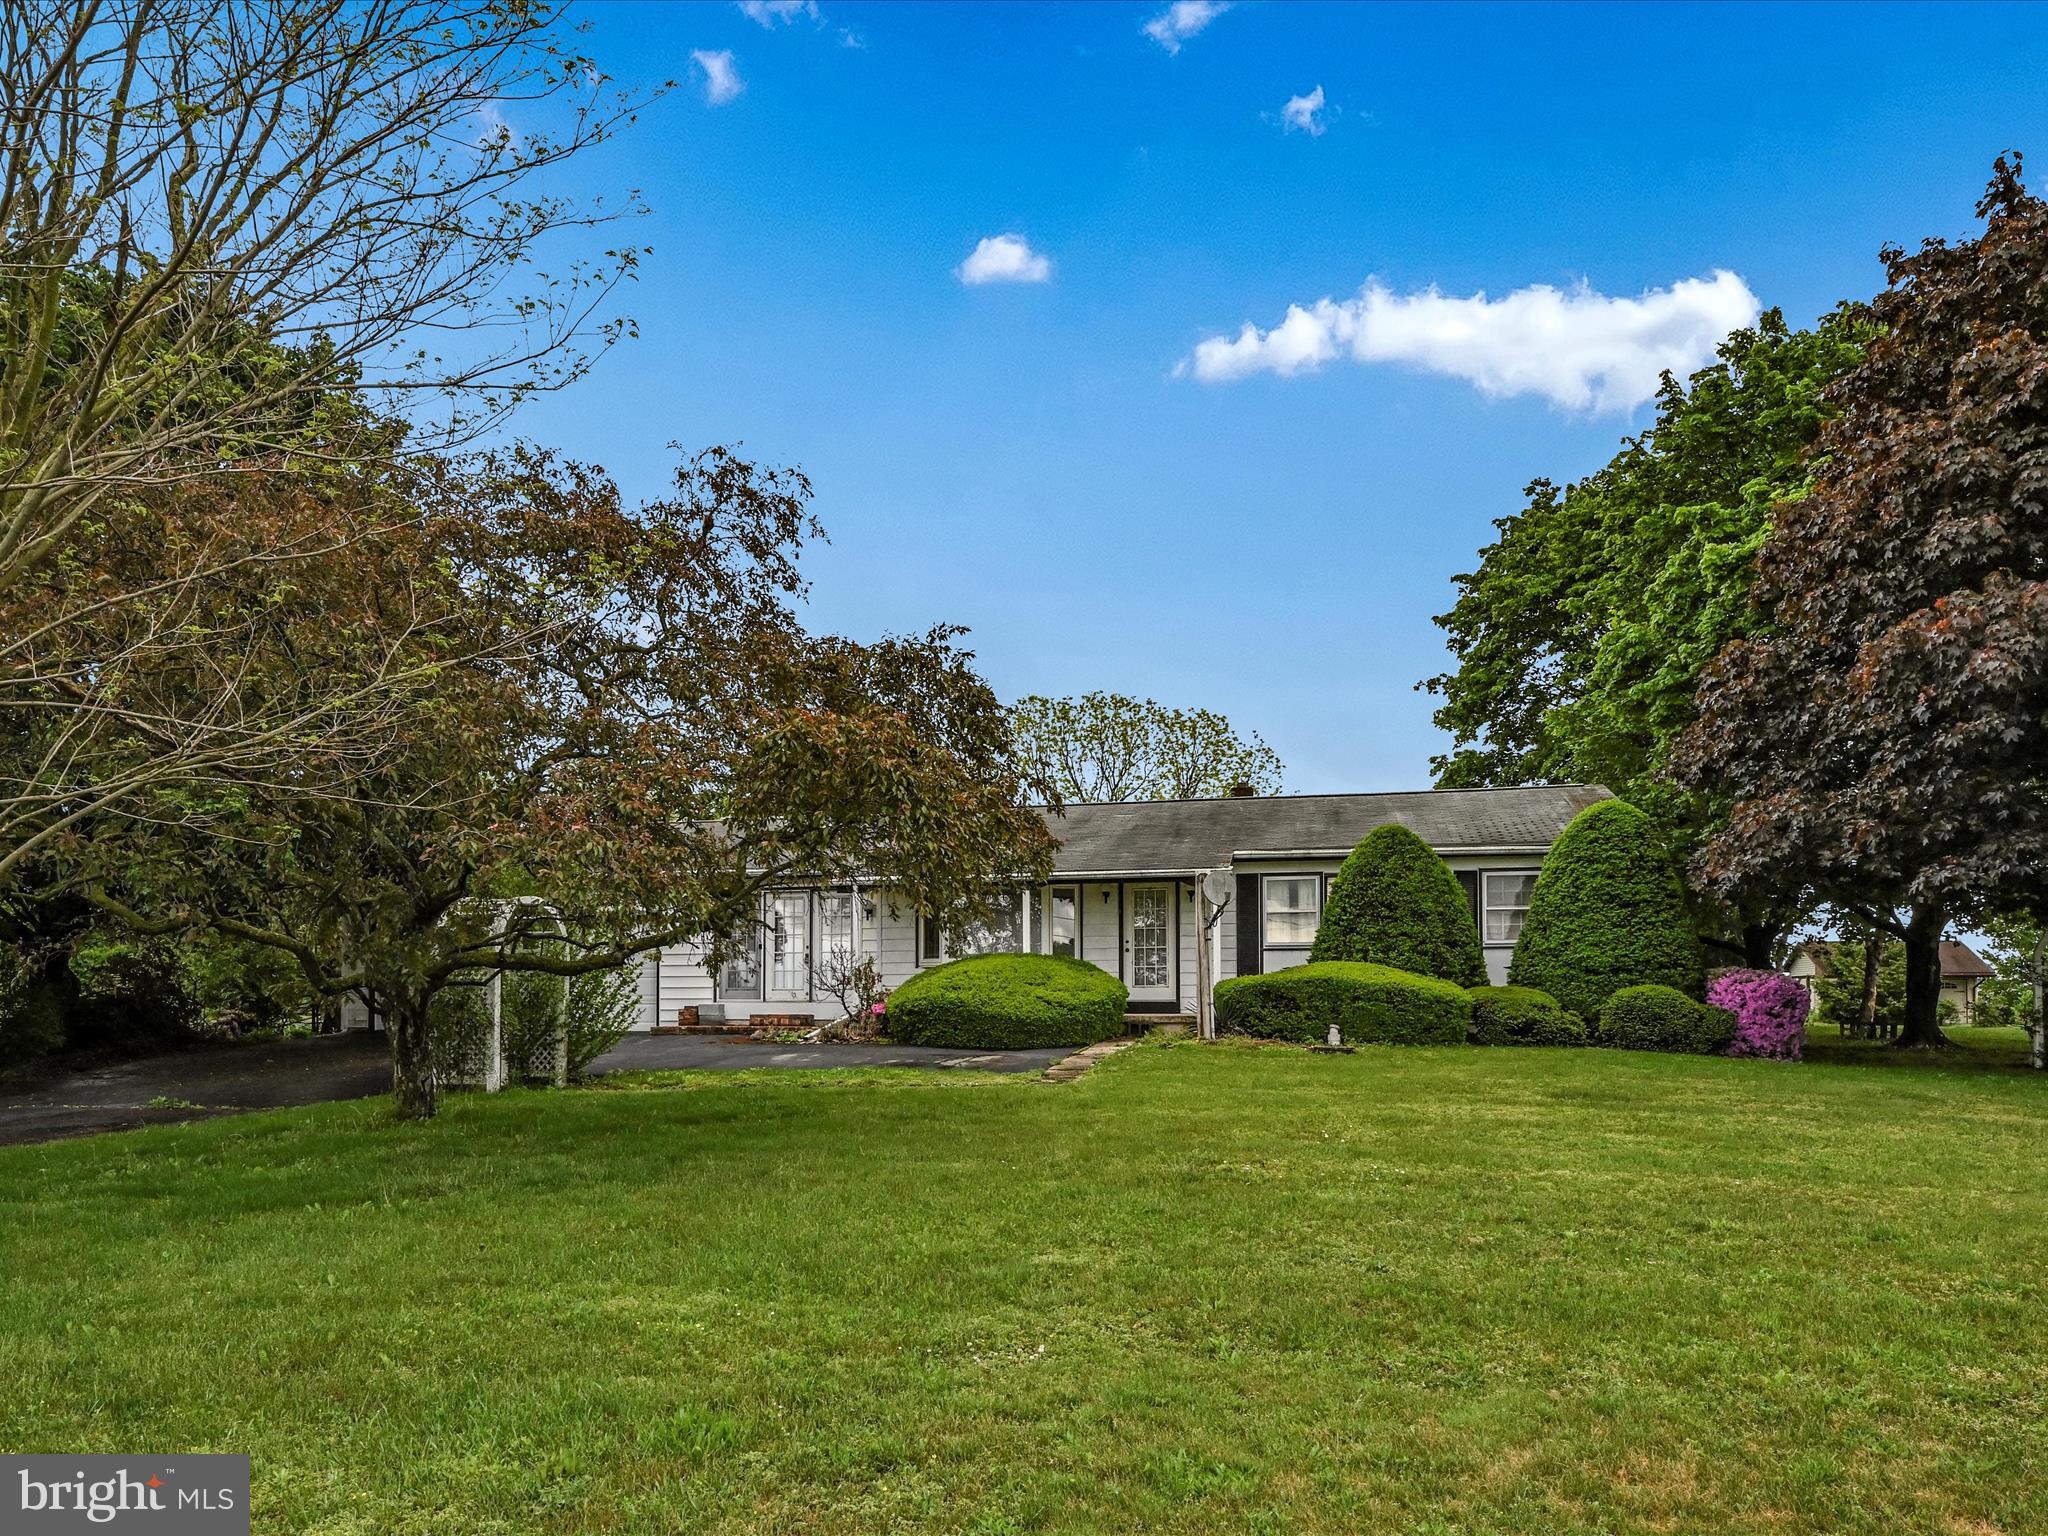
[1080,882,1122,980]
[611,851,1554,1032]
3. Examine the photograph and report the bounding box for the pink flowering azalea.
[1707,969,1809,1061]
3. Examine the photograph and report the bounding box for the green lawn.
[3,1038,2044,1535]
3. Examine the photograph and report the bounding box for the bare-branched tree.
[0,0,656,875]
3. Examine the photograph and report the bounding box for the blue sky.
[511,0,2048,794]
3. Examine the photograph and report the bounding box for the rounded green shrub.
[887,953,1128,1050]
[1597,984,1736,1055]
[1507,799,1703,1021]
[1467,984,1586,1047]
[1213,961,1471,1046]
[1309,824,1489,986]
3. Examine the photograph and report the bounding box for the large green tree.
[1674,157,2048,1049]
[1009,692,1282,802]
[97,448,1056,1117]
[1426,307,1873,962]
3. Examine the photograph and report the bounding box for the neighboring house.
[631,783,1612,1032]
[1786,939,1995,1024]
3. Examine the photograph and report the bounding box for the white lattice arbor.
[439,898,571,1093]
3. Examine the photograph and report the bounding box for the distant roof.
[1038,784,1613,876]
[1941,940,1995,978]
[1796,939,1995,980]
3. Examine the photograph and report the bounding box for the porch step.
[1125,1013,1195,1036]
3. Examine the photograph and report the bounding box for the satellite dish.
[1201,869,1234,906]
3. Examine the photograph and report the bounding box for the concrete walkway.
[0,1031,1079,1146]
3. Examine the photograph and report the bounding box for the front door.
[1124,883,1177,1006]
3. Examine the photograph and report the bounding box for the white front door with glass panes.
[1123,883,1176,1005]
[768,892,810,998]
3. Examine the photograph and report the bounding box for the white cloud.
[737,0,818,24]
[691,49,744,106]
[957,233,1053,286]
[470,101,518,152]
[1182,270,1761,412]
[1144,0,1230,54]
[1281,85,1326,136]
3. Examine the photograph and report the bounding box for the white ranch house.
[631,783,1612,1032]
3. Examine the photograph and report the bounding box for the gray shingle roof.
[1037,784,1612,876]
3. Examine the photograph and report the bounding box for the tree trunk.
[1741,921,1778,969]
[1858,933,1881,1039]
[2032,932,2046,1071]
[1896,907,1949,1050]
[388,1001,438,1118]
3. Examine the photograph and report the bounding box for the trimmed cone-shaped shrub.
[887,953,1128,1050]
[1308,824,1489,986]
[1508,799,1703,1020]
[1597,984,1735,1054]
[1467,984,1587,1047]
[1214,962,1471,1046]
[1707,968,1809,1060]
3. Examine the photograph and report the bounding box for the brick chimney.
[1227,782,1257,798]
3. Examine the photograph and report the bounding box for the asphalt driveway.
[0,1032,392,1147]
[0,1031,1072,1146]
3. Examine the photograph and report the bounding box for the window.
[1263,875,1321,947]
[957,895,1022,957]
[719,929,763,1001]
[818,893,855,966]
[1047,885,1079,958]
[921,892,1025,964]
[1483,871,1538,944]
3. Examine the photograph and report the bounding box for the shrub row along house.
[623,784,1612,1032]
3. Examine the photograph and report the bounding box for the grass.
[2,1037,2044,1534]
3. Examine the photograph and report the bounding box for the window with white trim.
[1262,875,1321,948]
[1483,870,1539,944]
[920,892,1025,964]
[1046,885,1079,958]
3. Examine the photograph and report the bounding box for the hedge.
[1467,984,1586,1047]
[1309,824,1488,987]
[1213,961,1471,1046]
[886,953,1128,1050]
[1597,984,1736,1055]
[1508,799,1703,1021]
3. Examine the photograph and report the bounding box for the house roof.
[1037,784,1612,876]
[1795,938,1995,980]
[1940,940,1995,978]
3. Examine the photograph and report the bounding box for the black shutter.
[1235,873,1261,976]
[1456,871,1480,936]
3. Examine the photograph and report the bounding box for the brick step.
[651,1022,755,1036]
